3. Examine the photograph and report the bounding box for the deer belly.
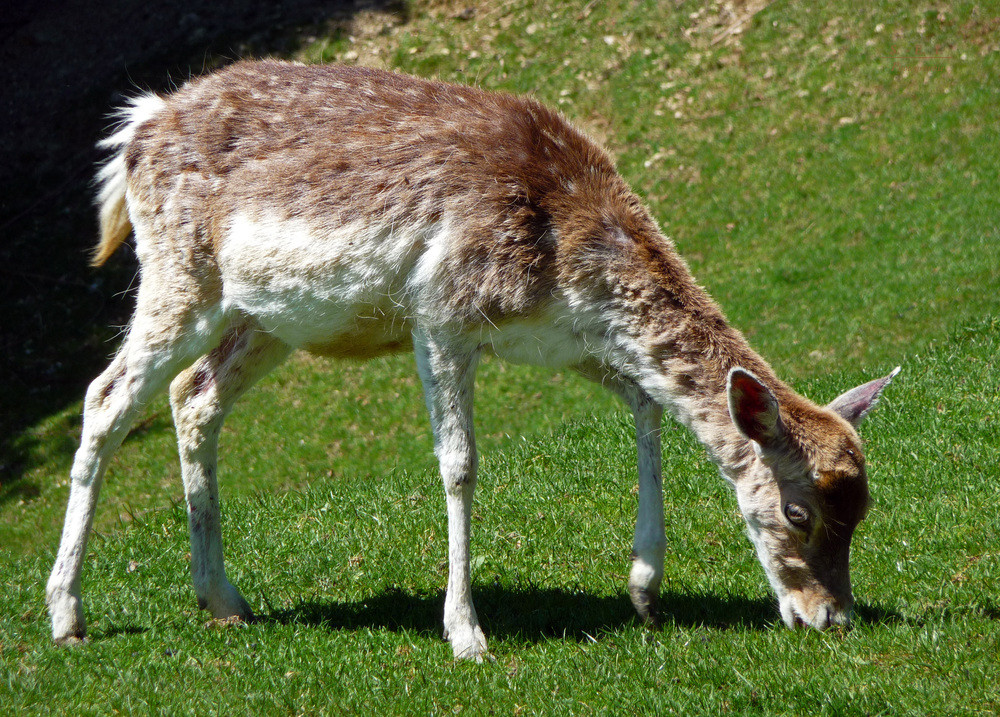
[217,213,427,353]
[481,307,591,369]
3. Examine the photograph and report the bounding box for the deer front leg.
[573,364,667,626]
[628,390,665,626]
[413,331,487,661]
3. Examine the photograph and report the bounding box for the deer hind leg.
[47,288,227,643]
[413,331,486,661]
[169,319,291,622]
[575,364,666,626]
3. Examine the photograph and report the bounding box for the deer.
[47,60,899,661]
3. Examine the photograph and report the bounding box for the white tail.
[48,61,898,659]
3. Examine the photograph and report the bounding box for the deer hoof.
[629,585,661,628]
[448,624,489,662]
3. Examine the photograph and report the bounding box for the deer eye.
[783,502,811,530]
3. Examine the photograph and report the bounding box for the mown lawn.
[3,1,998,714]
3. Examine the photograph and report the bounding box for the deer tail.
[91,94,166,267]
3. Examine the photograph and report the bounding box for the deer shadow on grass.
[83,587,909,646]
[262,586,907,642]
[84,588,911,646]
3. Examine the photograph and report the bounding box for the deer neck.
[649,341,760,480]
[599,255,780,480]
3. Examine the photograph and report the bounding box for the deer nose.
[815,600,853,629]
[782,595,853,629]
[813,603,851,630]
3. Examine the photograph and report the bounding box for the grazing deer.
[47,60,898,660]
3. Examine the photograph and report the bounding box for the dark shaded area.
[90,586,913,645]
[267,586,636,641]
[262,586,908,642]
[0,1,407,496]
[92,623,148,641]
[265,586,812,639]
[853,601,907,626]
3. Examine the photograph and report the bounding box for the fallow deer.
[47,60,898,660]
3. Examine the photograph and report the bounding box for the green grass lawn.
[3,1,999,714]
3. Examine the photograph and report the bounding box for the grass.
[3,0,999,714]
[4,320,999,714]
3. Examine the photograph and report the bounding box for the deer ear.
[826,366,901,427]
[727,368,785,449]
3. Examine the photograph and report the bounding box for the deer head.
[726,367,899,628]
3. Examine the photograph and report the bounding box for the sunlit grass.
[3,1,999,714]
[3,320,998,715]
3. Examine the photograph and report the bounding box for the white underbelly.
[480,311,590,369]
[217,212,436,352]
